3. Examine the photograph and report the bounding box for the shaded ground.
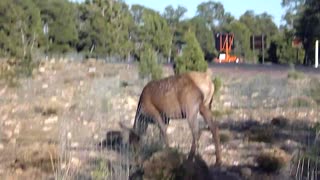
[0,59,319,179]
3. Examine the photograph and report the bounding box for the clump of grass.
[142,148,184,180]
[1,55,38,87]
[219,130,233,144]
[287,70,304,80]
[212,108,233,118]
[308,78,320,105]
[288,96,315,108]
[271,116,289,128]
[212,77,222,96]
[11,143,59,173]
[256,148,290,173]
[91,158,111,180]
[34,103,60,116]
[120,81,129,87]
[247,125,275,143]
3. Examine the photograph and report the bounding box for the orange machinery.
[213,33,240,63]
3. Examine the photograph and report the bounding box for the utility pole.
[316,40,319,68]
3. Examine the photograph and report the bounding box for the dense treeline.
[0,0,319,65]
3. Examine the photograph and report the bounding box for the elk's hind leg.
[186,105,201,160]
[200,103,222,166]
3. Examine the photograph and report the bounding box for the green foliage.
[138,45,163,80]
[35,0,78,53]
[91,159,110,180]
[308,78,320,105]
[287,70,305,80]
[219,130,233,144]
[247,125,275,143]
[174,31,208,74]
[295,0,320,65]
[0,0,317,68]
[189,17,217,58]
[212,77,222,95]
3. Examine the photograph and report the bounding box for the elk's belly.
[155,100,188,119]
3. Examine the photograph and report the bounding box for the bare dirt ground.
[0,59,319,180]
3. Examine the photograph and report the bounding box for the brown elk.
[120,69,222,165]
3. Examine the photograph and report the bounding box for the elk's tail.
[119,95,148,140]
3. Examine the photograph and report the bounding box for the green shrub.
[247,125,274,143]
[271,116,289,128]
[0,54,38,87]
[308,78,320,105]
[138,44,163,80]
[212,77,222,95]
[287,70,304,80]
[219,130,233,144]
[174,31,208,75]
[91,159,110,180]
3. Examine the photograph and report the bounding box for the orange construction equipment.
[214,33,240,63]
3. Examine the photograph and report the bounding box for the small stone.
[240,167,252,178]
[39,67,45,73]
[94,134,99,140]
[4,130,13,138]
[71,157,81,167]
[14,122,21,135]
[15,168,23,174]
[42,84,49,89]
[71,142,79,148]
[45,116,58,125]
[204,145,215,153]
[88,67,96,74]
[43,126,52,132]
[223,101,232,108]
[83,120,88,126]
[67,132,72,139]
[9,138,16,145]
[166,126,175,134]
[89,151,97,158]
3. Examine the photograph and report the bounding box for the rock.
[42,84,49,89]
[93,134,99,140]
[67,132,72,139]
[126,96,137,110]
[39,67,45,73]
[71,157,81,167]
[223,101,232,108]
[71,142,79,148]
[4,130,13,138]
[44,116,58,125]
[42,126,52,132]
[15,168,23,174]
[251,92,259,98]
[14,122,21,135]
[166,126,175,134]
[281,139,300,153]
[240,167,252,178]
[204,145,215,153]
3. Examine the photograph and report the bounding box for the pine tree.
[174,30,208,74]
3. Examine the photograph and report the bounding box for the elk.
[120,69,222,165]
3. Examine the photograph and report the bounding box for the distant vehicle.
[213,33,240,64]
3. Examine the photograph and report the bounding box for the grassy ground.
[0,59,319,179]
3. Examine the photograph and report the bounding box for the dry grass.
[256,148,291,173]
[10,143,58,173]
